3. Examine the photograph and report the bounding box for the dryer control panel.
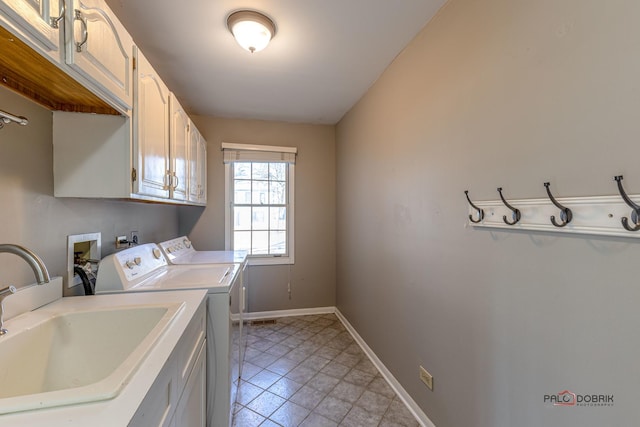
[158,236,195,262]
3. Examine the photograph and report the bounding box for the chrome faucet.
[0,244,50,335]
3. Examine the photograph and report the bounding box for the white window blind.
[222,142,297,164]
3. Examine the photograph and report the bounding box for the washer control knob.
[125,260,135,269]
[152,248,162,259]
[134,257,142,265]
[183,239,191,248]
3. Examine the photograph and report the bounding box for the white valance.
[222,142,297,164]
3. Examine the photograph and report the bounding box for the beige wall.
[0,87,179,295]
[180,117,336,312]
[336,0,640,426]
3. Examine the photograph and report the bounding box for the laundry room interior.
[0,0,638,426]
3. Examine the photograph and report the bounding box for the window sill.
[247,256,294,266]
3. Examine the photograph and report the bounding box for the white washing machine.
[95,243,240,427]
[158,237,248,382]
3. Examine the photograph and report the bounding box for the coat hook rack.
[614,175,640,232]
[543,182,572,228]
[467,178,640,240]
[497,187,521,225]
[464,191,484,223]
[0,109,28,130]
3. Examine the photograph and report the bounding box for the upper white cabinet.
[3,0,208,205]
[188,123,207,205]
[169,94,189,202]
[132,49,206,205]
[134,47,170,200]
[0,0,62,55]
[64,0,133,111]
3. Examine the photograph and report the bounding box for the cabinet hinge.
[132,57,136,70]
[132,167,137,182]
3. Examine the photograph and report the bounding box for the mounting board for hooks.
[467,194,640,239]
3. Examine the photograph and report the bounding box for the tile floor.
[232,313,420,427]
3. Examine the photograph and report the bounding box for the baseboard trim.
[335,308,436,427]
[245,306,435,427]
[243,306,335,321]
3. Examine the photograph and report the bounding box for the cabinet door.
[196,132,207,204]
[129,354,178,427]
[0,0,61,54]
[173,341,206,427]
[188,124,207,205]
[65,0,133,111]
[133,48,170,199]
[187,124,199,203]
[169,94,189,201]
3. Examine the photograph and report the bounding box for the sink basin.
[0,302,183,414]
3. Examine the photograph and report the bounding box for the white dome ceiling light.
[226,10,277,53]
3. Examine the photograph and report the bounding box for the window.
[223,143,296,265]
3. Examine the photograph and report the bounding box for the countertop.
[0,289,208,426]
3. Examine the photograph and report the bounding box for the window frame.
[224,159,295,266]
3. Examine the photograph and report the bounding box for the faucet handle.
[0,285,16,298]
[0,285,16,301]
[0,285,16,336]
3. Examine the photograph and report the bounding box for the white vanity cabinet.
[0,0,63,57]
[131,301,206,427]
[188,122,207,205]
[169,94,189,202]
[134,47,171,200]
[64,0,133,111]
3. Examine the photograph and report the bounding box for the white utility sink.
[0,302,183,414]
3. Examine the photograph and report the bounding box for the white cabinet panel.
[169,94,189,201]
[65,0,133,111]
[188,123,207,205]
[134,48,170,199]
[129,357,177,427]
[0,0,62,54]
[173,341,206,427]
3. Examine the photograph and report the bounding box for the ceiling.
[104,0,446,124]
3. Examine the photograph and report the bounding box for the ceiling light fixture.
[227,10,276,53]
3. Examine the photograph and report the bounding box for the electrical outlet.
[131,230,139,245]
[419,365,433,391]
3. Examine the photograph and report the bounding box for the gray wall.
[336,0,640,426]
[0,87,179,295]
[180,117,336,313]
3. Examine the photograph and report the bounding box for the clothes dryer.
[159,237,248,382]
